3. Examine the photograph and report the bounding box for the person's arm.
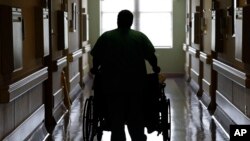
[90,35,105,74]
[143,35,161,73]
[90,55,100,75]
[147,54,160,73]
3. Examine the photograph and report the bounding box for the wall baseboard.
[199,91,211,108]
[2,105,47,141]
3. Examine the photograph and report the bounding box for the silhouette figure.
[90,9,160,141]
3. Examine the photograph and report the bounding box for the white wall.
[88,0,100,47]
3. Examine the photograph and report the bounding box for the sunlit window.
[101,0,173,48]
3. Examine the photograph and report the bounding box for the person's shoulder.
[101,30,110,36]
[101,29,118,37]
[130,29,148,38]
[130,29,141,34]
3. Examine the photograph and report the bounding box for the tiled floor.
[52,77,229,141]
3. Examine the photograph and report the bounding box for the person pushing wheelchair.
[90,9,160,141]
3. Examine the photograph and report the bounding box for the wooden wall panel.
[183,44,191,81]
[2,105,46,141]
[185,0,250,135]
[68,0,80,53]
[14,84,43,127]
[52,57,67,100]
[201,65,212,108]
[190,48,201,94]
[203,64,211,82]
[29,84,43,112]
[213,59,250,88]
[202,0,212,54]
[0,0,90,140]
[191,57,200,77]
[202,64,211,93]
[80,0,90,84]
[0,103,14,140]
[0,0,49,132]
[185,52,190,76]
[15,93,29,126]
[199,51,216,110]
[217,73,233,102]
[52,71,62,94]
[215,0,236,64]
[10,0,43,81]
[215,89,250,126]
[82,51,90,82]
[1,68,47,139]
[69,60,80,77]
[246,89,250,117]
[44,0,69,132]
[51,2,63,60]
[232,83,246,115]
[65,0,82,103]
[51,57,68,124]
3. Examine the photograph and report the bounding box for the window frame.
[100,0,173,48]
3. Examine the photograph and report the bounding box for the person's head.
[117,10,133,29]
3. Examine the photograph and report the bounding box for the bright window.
[101,0,173,48]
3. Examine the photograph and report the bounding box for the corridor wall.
[0,0,90,140]
[184,0,250,135]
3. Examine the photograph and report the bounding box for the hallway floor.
[52,77,229,141]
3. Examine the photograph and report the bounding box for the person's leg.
[127,120,146,141]
[126,91,147,141]
[108,92,126,141]
[110,122,126,141]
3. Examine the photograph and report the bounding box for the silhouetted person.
[90,9,160,141]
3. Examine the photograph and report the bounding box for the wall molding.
[53,88,63,108]
[200,52,211,64]
[70,72,80,88]
[200,91,211,108]
[0,67,48,103]
[189,79,200,94]
[2,105,47,141]
[68,49,83,62]
[26,123,49,141]
[200,78,211,107]
[183,43,188,52]
[52,87,68,124]
[190,68,199,82]
[216,90,250,125]
[70,84,82,103]
[53,102,68,124]
[213,105,233,136]
[188,46,199,58]
[213,59,250,88]
[69,72,81,102]
[53,56,67,72]
[202,78,211,93]
[82,44,91,53]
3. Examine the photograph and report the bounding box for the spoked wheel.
[161,98,171,141]
[167,99,171,141]
[83,96,94,141]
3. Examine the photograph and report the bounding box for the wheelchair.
[83,73,171,141]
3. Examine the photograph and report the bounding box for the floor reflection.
[101,126,164,141]
[165,78,229,141]
[52,77,229,141]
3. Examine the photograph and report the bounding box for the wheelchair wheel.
[162,98,171,141]
[83,96,94,141]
